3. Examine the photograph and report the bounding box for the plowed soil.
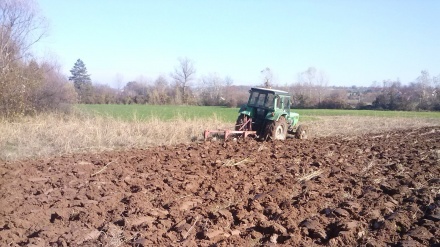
[1,127,439,246]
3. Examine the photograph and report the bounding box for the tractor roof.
[251,87,290,95]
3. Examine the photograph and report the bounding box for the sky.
[35,0,440,88]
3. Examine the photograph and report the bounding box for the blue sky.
[36,0,440,87]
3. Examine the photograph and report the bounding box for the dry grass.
[297,169,324,182]
[0,112,228,161]
[100,223,125,247]
[306,116,440,138]
[222,158,253,167]
[1,113,439,161]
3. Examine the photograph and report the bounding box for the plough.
[204,114,256,140]
[203,129,256,140]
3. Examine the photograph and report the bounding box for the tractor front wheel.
[265,117,288,140]
[235,114,251,131]
[295,125,308,139]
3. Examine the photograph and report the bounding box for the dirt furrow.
[0,127,439,246]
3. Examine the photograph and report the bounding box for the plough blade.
[204,129,257,140]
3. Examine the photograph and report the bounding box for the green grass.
[76,104,240,122]
[295,109,440,118]
[77,104,440,122]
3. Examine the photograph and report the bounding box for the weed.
[1,110,439,161]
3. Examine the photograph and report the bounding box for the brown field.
[0,115,439,246]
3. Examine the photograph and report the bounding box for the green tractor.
[235,87,307,140]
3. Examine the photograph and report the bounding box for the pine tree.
[69,59,92,103]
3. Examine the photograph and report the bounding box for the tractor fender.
[238,106,254,117]
[265,112,299,128]
[289,112,300,127]
[265,111,288,121]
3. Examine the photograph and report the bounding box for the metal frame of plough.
[204,115,256,140]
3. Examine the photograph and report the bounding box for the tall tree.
[200,73,225,106]
[69,59,91,86]
[260,67,273,88]
[415,70,433,108]
[434,74,440,110]
[170,57,196,104]
[0,0,47,72]
[69,59,92,103]
[149,75,170,105]
[297,67,329,105]
[0,0,48,117]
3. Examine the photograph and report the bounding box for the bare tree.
[225,76,233,87]
[224,75,234,105]
[93,83,117,104]
[316,70,329,104]
[170,57,196,104]
[416,70,432,102]
[113,73,124,90]
[434,74,440,110]
[148,75,170,104]
[33,61,77,110]
[260,67,273,88]
[297,67,330,103]
[298,67,316,87]
[0,0,49,117]
[200,73,225,105]
[0,0,47,72]
[297,67,314,104]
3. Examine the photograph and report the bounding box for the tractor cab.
[237,88,297,136]
[247,88,290,112]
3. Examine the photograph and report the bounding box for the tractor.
[204,87,307,140]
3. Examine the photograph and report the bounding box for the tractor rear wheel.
[295,125,308,139]
[265,116,288,140]
[235,114,251,131]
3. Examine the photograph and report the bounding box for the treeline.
[71,69,440,112]
[2,1,439,119]
[370,72,440,111]
[74,75,249,108]
[286,70,440,111]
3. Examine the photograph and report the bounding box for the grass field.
[76,104,239,122]
[77,104,440,122]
